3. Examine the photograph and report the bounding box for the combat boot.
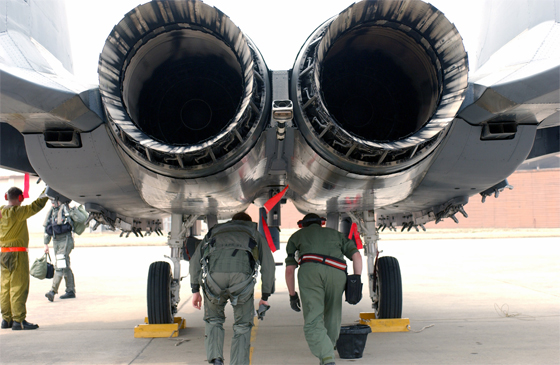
[45,290,55,302]
[12,320,39,330]
[60,291,76,299]
[1,319,13,329]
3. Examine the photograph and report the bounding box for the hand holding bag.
[30,253,47,279]
[30,253,54,280]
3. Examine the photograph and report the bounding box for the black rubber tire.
[147,261,173,324]
[376,256,403,319]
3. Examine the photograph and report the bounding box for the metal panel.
[0,122,35,174]
[474,0,559,72]
[378,118,537,214]
[24,124,158,219]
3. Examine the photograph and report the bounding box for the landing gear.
[146,214,201,324]
[347,210,403,319]
[147,261,173,324]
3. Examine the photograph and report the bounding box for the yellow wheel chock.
[134,317,186,338]
[359,312,410,332]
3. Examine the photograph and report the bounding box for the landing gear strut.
[348,210,403,319]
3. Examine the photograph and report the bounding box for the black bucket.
[336,324,372,359]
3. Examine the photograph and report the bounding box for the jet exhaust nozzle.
[99,0,269,178]
[291,0,468,175]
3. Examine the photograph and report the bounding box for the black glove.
[345,274,363,305]
[289,292,301,312]
[257,304,270,320]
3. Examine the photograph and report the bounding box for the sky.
[63,0,484,85]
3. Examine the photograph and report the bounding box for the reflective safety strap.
[298,254,347,271]
[1,247,28,252]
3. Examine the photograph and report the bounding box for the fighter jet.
[1,0,558,323]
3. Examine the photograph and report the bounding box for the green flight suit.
[286,223,358,365]
[44,204,75,294]
[0,196,48,323]
[190,220,275,365]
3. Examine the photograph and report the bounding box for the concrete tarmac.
[0,237,558,364]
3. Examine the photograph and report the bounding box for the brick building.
[424,168,560,229]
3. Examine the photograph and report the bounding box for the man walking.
[1,187,48,330]
[285,213,362,365]
[190,212,275,365]
[44,199,76,301]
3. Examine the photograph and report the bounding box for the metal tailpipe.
[291,0,468,175]
[99,0,269,178]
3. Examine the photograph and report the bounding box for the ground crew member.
[285,213,362,365]
[1,187,48,330]
[44,200,76,301]
[190,212,275,365]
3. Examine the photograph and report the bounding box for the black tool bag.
[46,254,55,279]
[345,274,362,305]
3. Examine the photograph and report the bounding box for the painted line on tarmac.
[249,316,260,364]
[249,290,262,365]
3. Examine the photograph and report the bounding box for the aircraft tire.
[376,256,403,318]
[147,261,173,324]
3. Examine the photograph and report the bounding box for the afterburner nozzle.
[98,0,270,178]
[291,0,468,175]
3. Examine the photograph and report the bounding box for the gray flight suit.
[286,223,359,365]
[44,204,75,295]
[190,220,275,365]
